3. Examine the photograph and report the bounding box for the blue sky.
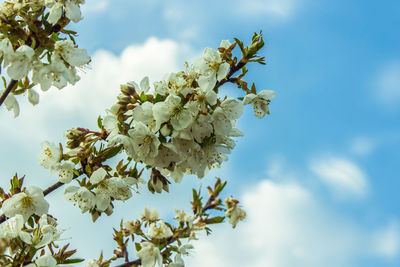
[1,0,400,266]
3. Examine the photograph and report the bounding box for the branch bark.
[113,258,141,267]
[0,80,18,107]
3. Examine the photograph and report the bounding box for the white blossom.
[47,2,62,24]
[128,121,160,163]
[131,101,159,132]
[65,0,83,22]
[2,92,20,117]
[167,244,193,267]
[27,88,40,105]
[47,0,84,24]
[54,40,90,67]
[0,214,24,239]
[32,53,81,91]
[194,47,230,91]
[64,186,95,213]
[85,259,100,267]
[89,169,133,211]
[56,160,75,183]
[107,134,135,157]
[89,167,107,184]
[243,89,276,118]
[1,186,49,221]
[19,214,62,248]
[225,197,246,228]
[220,98,243,120]
[147,220,173,239]
[174,209,194,227]
[93,177,133,211]
[220,39,232,49]
[129,76,150,95]
[0,38,13,60]
[37,214,63,245]
[137,242,163,267]
[38,141,62,171]
[103,105,120,138]
[152,94,181,126]
[6,45,34,80]
[32,63,53,91]
[141,207,159,221]
[170,101,198,131]
[26,254,58,267]
[191,114,213,143]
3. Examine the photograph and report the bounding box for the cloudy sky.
[1,0,400,266]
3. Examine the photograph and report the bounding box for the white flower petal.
[27,88,39,106]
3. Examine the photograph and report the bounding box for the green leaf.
[97,116,103,129]
[216,180,227,194]
[72,169,80,176]
[251,83,257,94]
[204,216,225,224]
[103,145,123,159]
[155,94,163,103]
[62,258,85,264]
[192,189,198,202]
[233,38,246,56]
[140,93,147,102]
[27,216,35,228]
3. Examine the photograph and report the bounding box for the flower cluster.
[36,33,274,221]
[0,3,273,263]
[88,178,245,267]
[0,211,78,266]
[0,175,83,266]
[0,0,90,117]
[64,167,138,214]
[104,37,274,184]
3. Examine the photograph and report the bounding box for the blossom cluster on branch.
[0,0,90,117]
[34,32,274,224]
[0,2,275,265]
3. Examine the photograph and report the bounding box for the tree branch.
[214,58,247,90]
[0,80,18,107]
[113,258,141,267]
[43,182,64,196]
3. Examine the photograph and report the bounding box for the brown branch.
[123,245,129,263]
[113,258,141,267]
[43,168,83,196]
[43,181,64,196]
[0,80,18,107]
[214,58,247,90]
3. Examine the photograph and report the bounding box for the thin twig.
[214,58,247,90]
[113,258,141,267]
[0,80,18,107]
[43,182,64,196]
[123,245,129,263]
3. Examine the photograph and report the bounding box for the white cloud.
[0,37,192,144]
[374,62,400,109]
[372,222,400,259]
[40,37,189,117]
[186,178,399,267]
[350,136,376,156]
[233,0,299,19]
[81,0,109,14]
[310,157,368,197]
